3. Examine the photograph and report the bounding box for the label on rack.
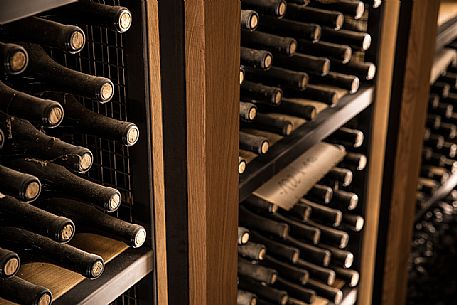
[253,142,346,210]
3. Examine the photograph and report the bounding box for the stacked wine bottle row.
[0,2,145,305]
[417,62,457,211]
[238,0,379,174]
[407,192,457,305]
[237,125,368,305]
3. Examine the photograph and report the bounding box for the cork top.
[280,295,288,305]
[108,192,121,211]
[9,50,27,73]
[277,1,287,17]
[258,248,266,260]
[284,123,293,136]
[355,1,365,19]
[100,82,114,102]
[263,54,272,69]
[70,31,85,52]
[367,63,376,80]
[362,34,372,51]
[289,41,297,56]
[335,291,343,305]
[351,77,360,94]
[91,260,104,278]
[61,223,75,242]
[134,228,147,248]
[355,217,365,231]
[249,14,258,30]
[357,155,368,170]
[351,272,360,287]
[345,253,354,268]
[239,69,245,85]
[271,273,278,284]
[241,232,250,245]
[260,141,269,154]
[80,152,93,172]
[126,125,140,146]
[25,181,41,201]
[238,159,246,174]
[38,293,52,305]
[118,10,132,33]
[348,194,359,210]
[335,14,344,30]
[47,106,64,126]
[248,107,257,121]
[3,257,19,276]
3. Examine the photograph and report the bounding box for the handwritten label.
[254,143,346,210]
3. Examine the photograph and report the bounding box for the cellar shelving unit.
[240,88,374,202]
[0,0,167,304]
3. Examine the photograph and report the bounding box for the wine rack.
[0,0,161,304]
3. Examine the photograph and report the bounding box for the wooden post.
[185,1,240,305]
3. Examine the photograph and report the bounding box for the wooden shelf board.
[0,233,153,305]
[438,2,457,27]
[436,2,457,51]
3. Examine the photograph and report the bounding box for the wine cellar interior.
[1,1,457,305]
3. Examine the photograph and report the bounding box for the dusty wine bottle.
[421,166,449,184]
[240,131,270,155]
[240,101,257,122]
[267,212,320,244]
[340,152,368,171]
[298,40,352,64]
[240,206,289,238]
[429,103,453,118]
[343,14,368,32]
[239,277,289,305]
[424,134,445,149]
[0,248,20,278]
[295,259,335,285]
[45,93,139,146]
[244,195,278,213]
[241,0,287,18]
[238,290,257,305]
[239,156,248,174]
[249,231,299,263]
[321,28,372,51]
[0,195,75,243]
[433,122,457,139]
[257,98,316,122]
[0,16,86,53]
[310,72,360,94]
[330,189,359,211]
[282,203,312,221]
[0,227,104,278]
[323,167,353,187]
[282,236,331,266]
[305,185,333,203]
[263,255,309,285]
[300,199,342,226]
[49,0,132,33]
[435,142,457,158]
[305,279,343,305]
[0,164,41,202]
[239,242,267,260]
[341,213,365,232]
[0,276,52,305]
[334,267,359,287]
[0,113,93,173]
[243,113,293,136]
[242,30,297,56]
[310,0,365,19]
[258,16,321,42]
[330,60,376,80]
[0,41,28,75]
[327,127,364,148]
[306,220,349,249]
[18,43,115,103]
[245,66,309,90]
[41,198,147,248]
[320,244,354,268]
[287,85,340,106]
[273,276,315,304]
[8,159,121,212]
[239,257,278,284]
[241,10,260,31]
[417,178,438,195]
[241,47,273,70]
[239,227,251,245]
[241,81,283,106]
[274,53,330,76]
[0,81,64,128]
[287,4,344,30]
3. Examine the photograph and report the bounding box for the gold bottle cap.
[48,106,64,126]
[25,181,41,201]
[3,257,19,276]
[80,152,93,172]
[134,228,147,248]
[118,10,132,33]
[100,82,114,102]
[9,50,27,73]
[91,260,104,278]
[249,14,258,30]
[38,293,52,305]
[70,31,85,52]
[126,125,140,146]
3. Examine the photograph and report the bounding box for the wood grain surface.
[438,1,457,26]
[185,1,240,305]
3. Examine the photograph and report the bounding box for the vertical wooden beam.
[146,1,168,304]
[185,1,240,305]
[358,2,400,305]
[381,1,440,305]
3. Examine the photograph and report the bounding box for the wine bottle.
[0,112,93,173]
[305,185,333,203]
[295,259,335,285]
[286,4,344,30]
[309,0,365,19]
[17,43,115,103]
[320,244,353,268]
[300,199,342,226]
[327,127,364,148]
[241,10,260,31]
[321,28,372,51]
[239,227,251,245]
[0,195,75,243]
[433,122,457,139]
[283,203,312,221]
[40,197,147,248]
[310,72,360,94]
[240,65,246,85]
[238,290,257,305]
[244,66,309,90]
[340,152,367,171]
[244,195,279,214]
[0,16,86,53]
[7,159,121,212]
[428,103,453,118]
[430,82,451,97]
[305,220,349,249]
[257,98,317,121]
[0,164,41,202]
[421,166,449,184]
[241,81,283,106]
[330,189,359,211]
[343,14,368,32]
[282,236,331,266]
[274,53,330,76]
[341,213,365,232]
[0,41,28,75]
[241,0,288,18]
[330,60,376,80]
[48,0,132,33]
[44,93,140,146]
[258,16,321,42]
[435,142,457,158]
[242,30,297,56]
[323,167,353,187]
[239,156,248,174]
[417,178,438,195]
[239,257,278,284]
[0,80,64,128]
[239,242,267,260]
[249,231,299,263]
[305,279,343,304]
[273,276,315,304]
[298,40,352,64]
[263,255,309,285]
[243,113,293,136]
[240,131,270,154]
[333,267,360,287]
[0,276,52,305]
[287,85,341,106]
[0,248,20,278]
[241,47,273,70]
[424,134,445,149]
[240,206,289,238]
[239,277,289,305]
[267,212,320,244]
[240,101,258,122]
[0,227,104,278]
